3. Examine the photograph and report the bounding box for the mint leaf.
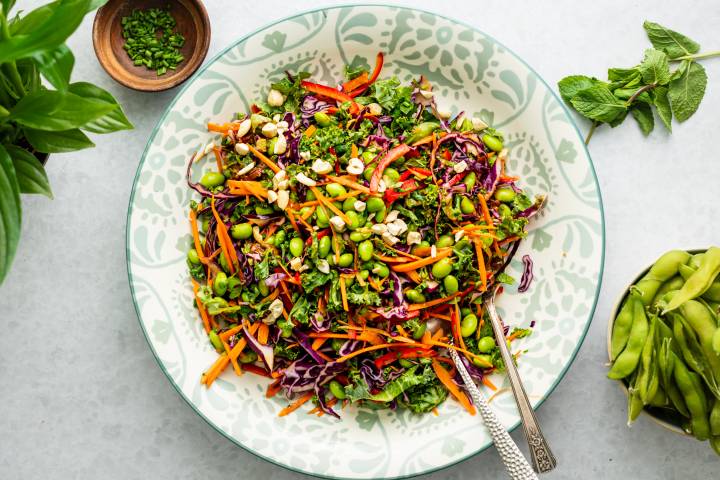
[639,49,671,85]
[669,60,707,122]
[608,67,641,83]
[631,103,654,136]
[557,75,604,104]
[570,84,627,123]
[643,21,700,59]
[653,86,672,131]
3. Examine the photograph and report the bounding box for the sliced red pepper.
[250,104,262,114]
[243,364,271,377]
[369,144,411,193]
[342,71,369,93]
[347,52,385,97]
[446,173,466,187]
[384,179,419,204]
[374,347,437,369]
[301,80,360,114]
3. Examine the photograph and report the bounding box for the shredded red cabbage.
[518,254,534,293]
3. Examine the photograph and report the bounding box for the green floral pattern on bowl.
[126,5,605,479]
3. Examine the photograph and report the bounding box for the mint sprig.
[558,21,719,143]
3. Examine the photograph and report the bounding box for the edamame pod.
[627,372,644,423]
[608,297,649,379]
[710,398,720,436]
[611,291,638,360]
[664,247,720,313]
[404,121,440,145]
[674,354,711,441]
[635,250,691,306]
[678,300,720,387]
[638,315,658,404]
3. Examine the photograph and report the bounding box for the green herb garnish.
[558,21,719,143]
[121,7,185,76]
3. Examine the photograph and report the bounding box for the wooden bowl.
[93,0,210,92]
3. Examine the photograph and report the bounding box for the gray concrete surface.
[1,0,719,478]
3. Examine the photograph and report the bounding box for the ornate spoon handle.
[486,297,557,473]
[448,348,538,480]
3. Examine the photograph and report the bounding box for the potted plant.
[0,0,132,284]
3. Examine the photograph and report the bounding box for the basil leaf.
[652,86,672,131]
[10,90,115,131]
[570,84,627,123]
[631,103,655,136]
[669,60,707,122]
[638,49,671,85]
[5,145,52,198]
[0,0,92,63]
[23,127,94,153]
[643,21,700,59]
[33,44,74,90]
[68,82,133,133]
[0,145,22,285]
[557,75,605,104]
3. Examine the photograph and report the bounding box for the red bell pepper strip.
[347,52,385,97]
[369,144,411,193]
[301,81,360,114]
[342,71,369,93]
[384,179,419,204]
[374,347,437,369]
[399,167,432,182]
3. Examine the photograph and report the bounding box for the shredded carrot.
[432,407,439,416]
[285,209,301,234]
[247,144,281,173]
[351,144,359,158]
[323,175,373,194]
[408,292,460,311]
[474,239,487,291]
[339,277,349,312]
[431,328,445,342]
[304,125,317,138]
[228,323,260,362]
[258,323,270,345]
[226,180,269,198]
[411,133,436,147]
[373,254,412,264]
[390,248,452,273]
[213,147,224,171]
[201,353,230,387]
[335,343,427,363]
[405,270,423,283]
[428,340,492,367]
[301,205,316,220]
[278,392,314,417]
[396,325,410,337]
[477,194,495,231]
[219,324,243,341]
[380,243,423,260]
[432,359,476,415]
[311,186,351,225]
[211,198,237,274]
[311,337,328,350]
[482,377,498,391]
[189,210,208,263]
[343,71,369,93]
[191,279,211,333]
[421,329,432,344]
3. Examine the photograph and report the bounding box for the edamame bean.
[218,252,230,273]
[362,150,377,163]
[315,206,330,228]
[274,230,286,247]
[436,235,454,248]
[472,354,492,368]
[494,186,516,203]
[306,190,316,201]
[239,351,258,363]
[363,166,374,181]
[478,336,496,353]
[314,111,332,127]
[432,258,453,279]
[373,263,389,278]
[199,171,226,189]
[383,167,400,183]
[231,223,253,240]
[635,250,691,306]
[258,280,269,296]
[462,171,476,190]
[345,211,362,230]
[360,270,369,280]
[358,240,374,262]
[289,237,304,257]
[374,206,387,222]
[214,271,228,296]
[411,321,426,340]
[482,134,503,152]
[255,205,274,215]
[318,236,332,257]
[460,197,476,214]
[665,247,720,312]
[187,248,200,265]
[443,275,459,294]
[329,380,346,399]
[326,183,347,197]
[366,197,385,213]
[460,314,478,337]
[338,253,354,267]
[208,330,223,353]
[608,297,648,379]
[404,121,440,145]
[342,197,356,212]
[405,289,426,303]
[350,231,371,242]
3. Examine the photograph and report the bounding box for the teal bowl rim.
[125,4,606,479]
[605,249,708,436]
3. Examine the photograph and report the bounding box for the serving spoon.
[485,286,557,473]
